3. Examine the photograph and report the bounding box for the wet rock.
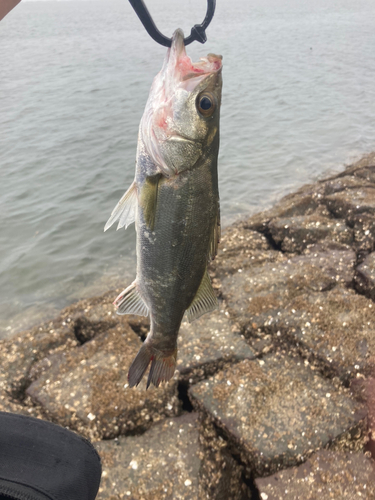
[189,353,366,477]
[59,288,151,341]
[245,187,320,233]
[26,325,180,440]
[324,187,375,219]
[332,152,375,178]
[355,252,375,300]
[177,309,256,384]
[72,316,115,344]
[268,212,353,253]
[351,214,375,259]
[95,413,249,500]
[255,450,375,499]
[95,414,200,500]
[350,377,375,458]
[0,318,77,414]
[0,397,38,417]
[221,244,355,347]
[198,413,251,500]
[353,164,375,184]
[321,174,370,195]
[269,287,375,381]
[210,223,279,280]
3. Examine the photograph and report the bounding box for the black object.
[128,0,216,47]
[0,412,101,500]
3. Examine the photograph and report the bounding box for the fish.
[105,29,222,388]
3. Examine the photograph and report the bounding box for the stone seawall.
[1,153,375,499]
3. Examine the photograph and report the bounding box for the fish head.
[140,29,222,176]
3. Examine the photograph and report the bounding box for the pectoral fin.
[208,203,221,261]
[104,180,137,232]
[114,281,149,317]
[140,174,161,231]
[186,270,218,323]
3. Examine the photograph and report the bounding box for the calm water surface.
[1,0,375,337]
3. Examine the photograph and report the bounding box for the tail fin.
[147,351,177,389]
[128,340,177,389]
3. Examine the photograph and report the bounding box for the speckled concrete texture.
[255,450,375,499]
[95,412,249,500]
[95,413,201,500]
[324,187,375,220]
[26,325,180,440]
[197,413,252,500]
[0,317,77,417]
[268,208,353,253]
[356,252,375,300]
[268,286,375,381]
[177,308,256,384]
[210,224,279,279]
[220,242,355,353]
[189,354,366,476]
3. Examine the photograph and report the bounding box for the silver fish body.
[105,30,222,388]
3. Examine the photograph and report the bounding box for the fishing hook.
[128,0,216,47]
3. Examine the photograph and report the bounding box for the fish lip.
[165,134,198,145]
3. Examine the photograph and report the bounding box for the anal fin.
[104,180,137,232]
[114,281,149,317]
[186,270,218,323]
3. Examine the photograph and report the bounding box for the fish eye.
[200,97,212,110]
[197,92,216,117]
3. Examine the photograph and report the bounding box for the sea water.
[1,0,375,337]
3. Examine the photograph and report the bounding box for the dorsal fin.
[104,180,137,231]
[186,270,218,323]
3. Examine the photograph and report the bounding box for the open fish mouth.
[165,28,222,91]
[154,28,222,129]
